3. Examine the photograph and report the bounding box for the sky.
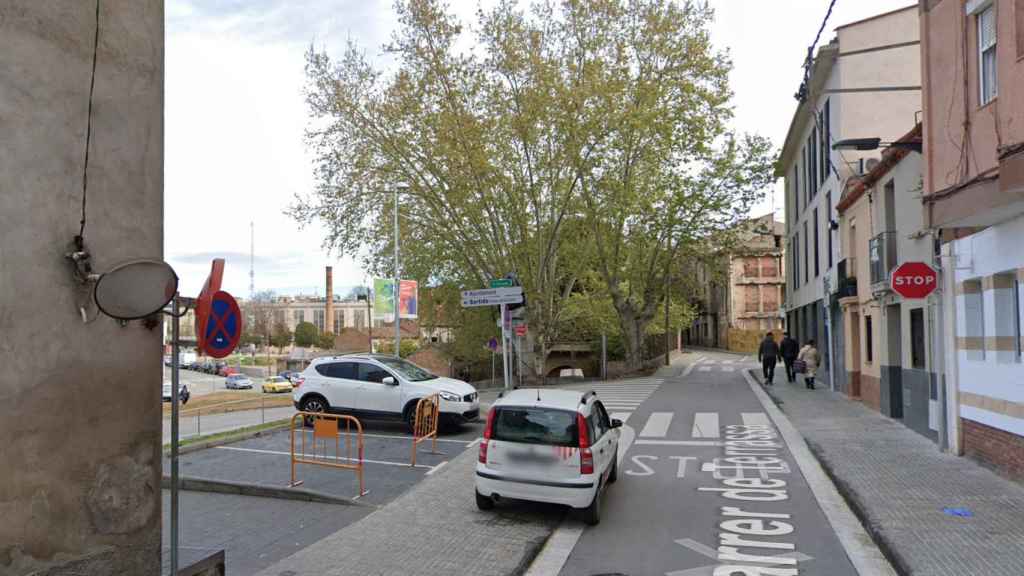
[165,0,915,299]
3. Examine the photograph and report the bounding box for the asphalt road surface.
[548,350,857,576]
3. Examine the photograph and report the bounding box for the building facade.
[688,214,786,352]
[779,6,922,391]
[921,0,1024,476]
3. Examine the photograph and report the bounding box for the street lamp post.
[394,185,400,357]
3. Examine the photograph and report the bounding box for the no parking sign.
[203,290,242,358]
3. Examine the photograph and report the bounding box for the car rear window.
[492,407,578,447]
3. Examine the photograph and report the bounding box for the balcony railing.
[837,257,857,299]
[869,231,898,287]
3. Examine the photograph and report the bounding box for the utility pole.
[394,186,401,357]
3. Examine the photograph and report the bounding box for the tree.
[244,290,277,342]
[294,0,773,373]
[294,322,318,348]
[318,331,336,350]
[270,322,292,352]
[377,339,420,358]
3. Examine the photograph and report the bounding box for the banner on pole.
[373,278,418,320]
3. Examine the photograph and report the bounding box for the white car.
[293,354,480,429]
[475,389,621,525]
[224,374,253,390]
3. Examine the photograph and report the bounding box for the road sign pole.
[170,294,180,576]
[501,304,510,391]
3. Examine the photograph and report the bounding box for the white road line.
[216,445,434,469]
[721,366,736,372]
[332,431,473,445]
[424,461,448,475]
[698,366,712,372]
[691,412,720,438]
[633,439,723,447]
[741,412,771,427]
[639,412,674,438]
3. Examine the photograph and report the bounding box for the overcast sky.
[165,0,914,299]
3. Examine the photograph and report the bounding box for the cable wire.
[797,0,839,102]
[79,0,101,240]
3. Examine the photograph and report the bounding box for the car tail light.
[577,413,593,475]
[479,407,496,463]
[293,376,304,388]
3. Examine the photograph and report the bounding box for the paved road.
[541,350,858,576]
[162,406,296,442]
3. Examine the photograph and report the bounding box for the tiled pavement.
[757,370,1024,575]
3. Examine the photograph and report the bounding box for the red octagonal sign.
[891,262,938,299]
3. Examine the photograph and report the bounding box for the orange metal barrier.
[290,412,367,498]
[411,393,442,466]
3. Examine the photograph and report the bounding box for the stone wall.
[0,1,164,574]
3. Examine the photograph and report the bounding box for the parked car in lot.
[225,374,253,390]
[219,365,238,377]
[293,354,479,430]
[162,381,190,405]
[475,389,621,525]
[199,361,215,374]
[262,376,293,394]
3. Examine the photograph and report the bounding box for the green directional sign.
[490,278,513,288]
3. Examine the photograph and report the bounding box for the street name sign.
[891,262,938,299]
[461,287,524,307]
[490,278,513,288]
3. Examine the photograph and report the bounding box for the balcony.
[837,257,857,299]
[869,231,898,288]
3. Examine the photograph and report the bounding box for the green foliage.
[270,322,292,350]
[318,331,336,350]
[376,339,420,358]
[240,331,262,347]
[293,322,318,348]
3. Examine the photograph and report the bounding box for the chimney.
[325,266,334,334]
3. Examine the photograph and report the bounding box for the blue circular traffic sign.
[204,290,242,359]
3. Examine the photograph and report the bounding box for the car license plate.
[506,446,559,466]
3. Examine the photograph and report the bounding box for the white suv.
[293,354,480,428]
[475,389,622,525]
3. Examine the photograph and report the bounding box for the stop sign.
[891,262,938,299]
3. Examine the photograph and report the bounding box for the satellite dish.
[94,259,178,320]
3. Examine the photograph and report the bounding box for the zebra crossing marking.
[639,412,674,438]
[698,366,712,372]
[691,412,720,438]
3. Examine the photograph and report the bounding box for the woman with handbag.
[797,339,820,390]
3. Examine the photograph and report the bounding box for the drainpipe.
[824,274,836,391]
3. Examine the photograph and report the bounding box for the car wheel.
[301,396,327,427]
[403,404,418,433]
[581,483,602,526]
[607,457,618,485]
[475,490,494,511]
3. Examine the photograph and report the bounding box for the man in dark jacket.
[758,332,781,386]
[779,332,800,383]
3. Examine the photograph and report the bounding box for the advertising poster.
[373,278,394,319]
[399,280,418,319]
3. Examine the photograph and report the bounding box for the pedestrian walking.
[798,340,820,390]
[757,332,781,386]
[779,332,799,383]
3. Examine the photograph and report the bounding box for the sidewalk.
[757,372,1024,575]
[254,446,562,576]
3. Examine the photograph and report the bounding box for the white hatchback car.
[293,354,480,428]
[475,389,622,525]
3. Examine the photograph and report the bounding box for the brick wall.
[963,418,1024,482]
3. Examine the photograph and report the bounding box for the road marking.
[333,431,473,445]
[625,454,657,476]
[670,456,696,478]
[215,446,434,469]
[609,412,631,423]
[523,523,586,576]
[424,460,448,475]
[639,412,673,437]
[721,366,736,372]
[741,412,771,427]
[633,439,724,447]
[691,412,720,438]
[698,366,712,372]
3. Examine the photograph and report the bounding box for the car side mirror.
[610,419,623,429]
[382,376,396,385]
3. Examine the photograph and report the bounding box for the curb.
[163,419,291,457]
[161,474,376,508]
[743,369,897,576]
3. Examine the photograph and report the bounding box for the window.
[964,279,985,360]
[804,221,809,284]
[314,309,325,332]
[865,315,874,363]
[822,99,831,182]
[979,4,997,105]
[826,192,833,268]
[358,363,392,383]
[354,309,365,330]
[793,233,800,288]
[315,361,358,379]
[274,310,285,325]
[763,284,779,311]
[1016,279,1023,358]
[793,166,800,215]
[293,309,305,325]
[993,273,1021,361]
[910,308,926,369]
[1017,0,1024,58]
[745,285,760,313]
[334,310,344,333]
[813,208,820,277]
[491,408,578,447]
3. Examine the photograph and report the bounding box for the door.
[315,361,359,410]
[590,401,616,482]
[355,362,403,415]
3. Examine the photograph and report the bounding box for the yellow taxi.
[261,376,293,394]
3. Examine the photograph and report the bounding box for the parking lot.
[163,365,265,397]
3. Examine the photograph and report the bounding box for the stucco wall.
[0,2,163,574]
